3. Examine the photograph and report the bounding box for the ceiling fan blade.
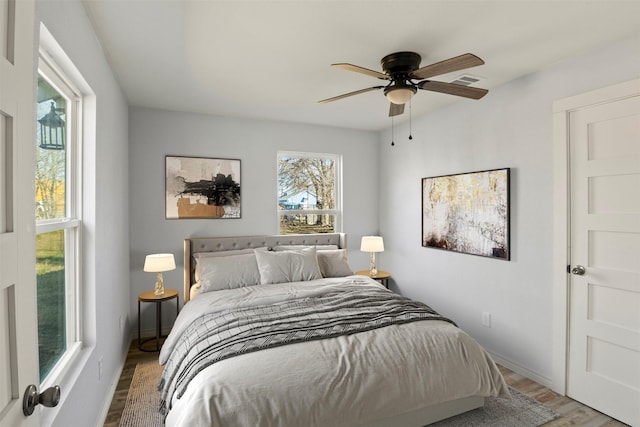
[389,102,405,117]
[318,86,384,104]
[418,80,488,100]
[332,63,390,80]
[411,53,484,80]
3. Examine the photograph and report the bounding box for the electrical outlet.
[481,312,491,328]
[98,356,104,380]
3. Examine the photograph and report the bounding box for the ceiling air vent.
[450,74,484,86]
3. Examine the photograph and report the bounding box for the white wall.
[35,1,130,426]
[129,108,379,331]
[378,35,640,386]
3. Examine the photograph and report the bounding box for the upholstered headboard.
[183,233,347,303]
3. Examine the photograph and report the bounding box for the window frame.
[36,51,83,388]
[276,150,342,234]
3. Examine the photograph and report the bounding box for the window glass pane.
[278,155,335,212]
[279,214,335,234]
[35,76,67,220]
[36,230,66,380]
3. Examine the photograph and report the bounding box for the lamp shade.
[360,236,384,252]
[143,253,176,272]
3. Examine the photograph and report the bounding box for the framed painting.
[165,156,241,219]
[421,168,510,260]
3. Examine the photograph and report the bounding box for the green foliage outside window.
[36,231,66,380]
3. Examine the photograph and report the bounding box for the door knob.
[571,265,586,276]
[23,384,60,416]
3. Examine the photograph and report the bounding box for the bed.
[158,233,509,426]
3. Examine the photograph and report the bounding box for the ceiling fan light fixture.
[320,51,488,115]
[385,86,416,105]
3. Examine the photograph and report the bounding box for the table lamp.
[144,253,176,295]
[360,236,384,276]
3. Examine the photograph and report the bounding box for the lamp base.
[154,272,165,295]
[369,252,378,277]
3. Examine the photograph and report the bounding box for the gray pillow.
[254,247,322,284]
[194,248,266,282]
[197,253,261,292]
[317,249,353,278]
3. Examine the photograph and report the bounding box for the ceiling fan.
[319,52,488,117]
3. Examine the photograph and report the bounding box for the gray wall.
[36,1,130,426]
[378,35,640,387]
[128,108,379,331]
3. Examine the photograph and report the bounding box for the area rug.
[428,388,559,427]
[119,360,559,427]
[119,360,163,427]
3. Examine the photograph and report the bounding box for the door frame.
[551,78,640,394]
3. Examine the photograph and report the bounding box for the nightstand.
[355,270,392,288]
[137,289,179,352]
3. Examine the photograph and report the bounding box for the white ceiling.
[82,0,640,131]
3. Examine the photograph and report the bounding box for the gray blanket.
[158,285,454,418]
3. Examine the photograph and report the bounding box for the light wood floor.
[105,339,629,426]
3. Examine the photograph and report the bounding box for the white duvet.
[160,277,509,427]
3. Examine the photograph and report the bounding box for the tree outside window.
[36,77,67,220]
[35,57,82,383]
[277,152,341,234]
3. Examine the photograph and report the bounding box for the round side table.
[137,289,179,352]
[354,270,392,288]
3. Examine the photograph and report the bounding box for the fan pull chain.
[391,117,395,146]
[408,100,413,141]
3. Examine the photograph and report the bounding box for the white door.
[567,86,640,426]
[0,1,40,426]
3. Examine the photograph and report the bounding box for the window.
[35,54,82,383]
[277,151,341,234]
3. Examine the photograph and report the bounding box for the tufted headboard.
[183,233,347,303]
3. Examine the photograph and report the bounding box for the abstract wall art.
[165,156,241,219]
[422,168,510,260]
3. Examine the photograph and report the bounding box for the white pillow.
[197,253,261,292]
[254,247,322,285]
[317,249,353,278]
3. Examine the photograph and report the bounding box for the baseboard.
[488,350,554,390]
[95,350,128,425]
